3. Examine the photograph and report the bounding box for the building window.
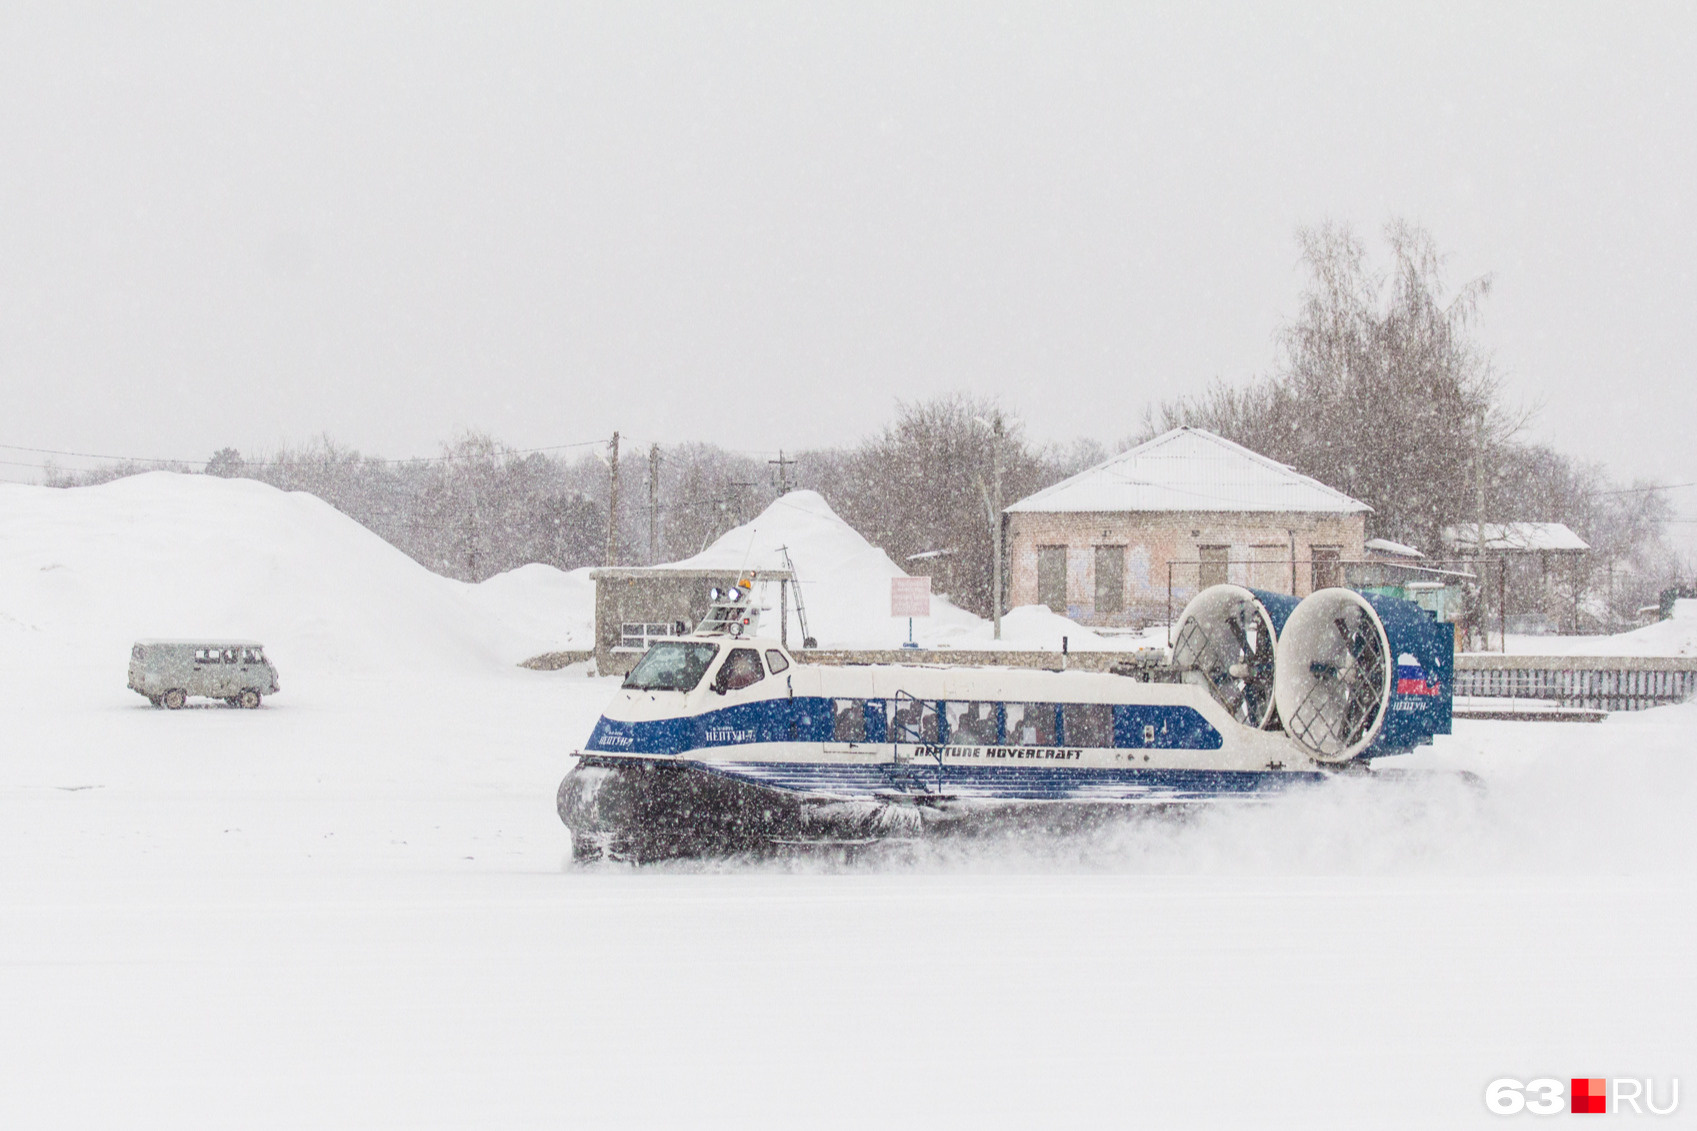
[1094,545,1125,615]
[1037,546,1067,613]
[1250,544,1288,592]
[1198,545,1229,588]
[1312,546,1342,590]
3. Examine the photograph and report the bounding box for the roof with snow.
[1441,522,1590,553]
[1005,427,1371,515]
[1364,537,1425,559]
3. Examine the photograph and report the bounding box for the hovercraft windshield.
[622,642,720,691]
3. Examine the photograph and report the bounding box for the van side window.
[223,649,238,664]
[764,650,790,674]
[194,649,212,664]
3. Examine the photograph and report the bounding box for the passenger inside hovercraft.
[714,648,766,693]
[819,698,1209,750]
[1005,701,1056,746]
[944,701,998,745]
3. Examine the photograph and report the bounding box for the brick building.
[1004,427,1369,626]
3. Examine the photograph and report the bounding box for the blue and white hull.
[561,656,1326,861]
[558,586,1454,862]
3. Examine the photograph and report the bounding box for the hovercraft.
[558,580,1453,862]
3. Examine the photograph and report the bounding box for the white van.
[128,640,281,709]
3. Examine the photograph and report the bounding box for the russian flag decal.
[1395,652,1442,696]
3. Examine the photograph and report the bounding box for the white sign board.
[891,576,932,618]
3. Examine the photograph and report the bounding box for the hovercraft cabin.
[1003,428,1369,628]
[590,567,795,676]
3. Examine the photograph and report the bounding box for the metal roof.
[134,639,266,647]
[1441,522,1590,553]
[1005,427,1372,515]
[1364,537,1425,558]
[589,568,794,581]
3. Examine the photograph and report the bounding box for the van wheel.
[238,690,261,710]
[162,689,186,710]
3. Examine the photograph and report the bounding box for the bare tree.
[811,393,1051,617]
[1157,220,1519,552]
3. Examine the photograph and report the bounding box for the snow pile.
[459,563,595,655]
[667,490,1116,650]
[667,490,987,648]
[1500,598,1697,657]
[0,473,585,683]
[983,604,1159,651]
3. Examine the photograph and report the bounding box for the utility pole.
[975,414,1005,640]
[648,442,661,564]
[604,431,620,567]
[769,450,795,496]
[1475,408,1488,652]
[991,416,1003,640]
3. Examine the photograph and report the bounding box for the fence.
[1454,655,1697,712]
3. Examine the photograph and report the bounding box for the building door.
[1311,546,1342,590]
[1198,545,1229,588]
[1094,545,1125,616]
[1037,546,1067,613]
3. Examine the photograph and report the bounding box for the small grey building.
[591,567,795,675]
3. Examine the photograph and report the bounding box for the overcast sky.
[2,3,1694,508]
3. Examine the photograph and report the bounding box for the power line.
[0,443,186,465]
[0,437,609,469]
[1600,481,1697,495]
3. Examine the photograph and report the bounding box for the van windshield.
[622,642,720,692]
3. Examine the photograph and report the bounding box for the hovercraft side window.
[1061,702,1114,748]
[833,699,865,741]
[623,642,720,691]
[944,701,999,746]
[1006,702,1058,746]
[888,698,939,744]
[717,648,765,692]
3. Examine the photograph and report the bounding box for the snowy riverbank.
[1,474,1691,1129]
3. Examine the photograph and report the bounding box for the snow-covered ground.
[2,475,1692,1128]
[1487,600,1697,658]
